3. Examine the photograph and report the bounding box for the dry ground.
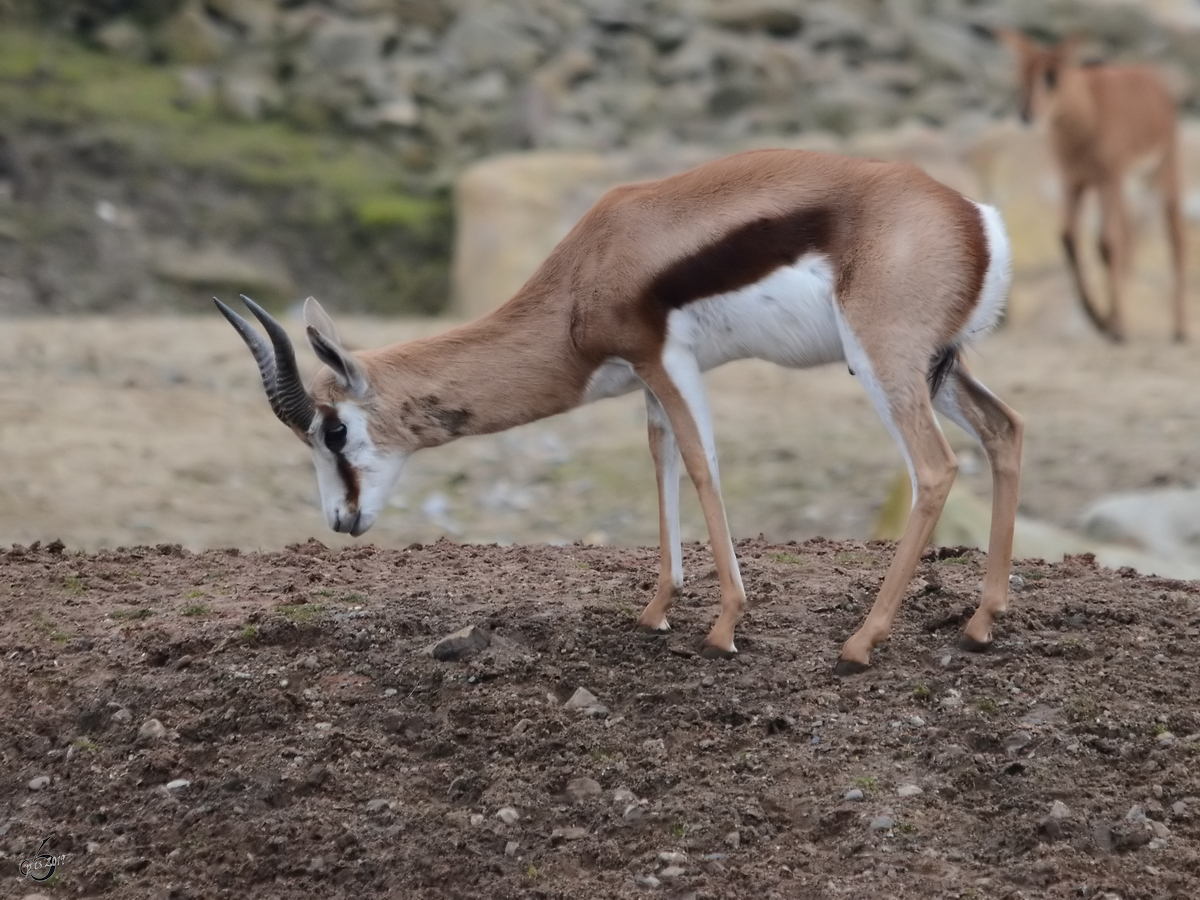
[1,539,1198,899]
[1,291,1199,555]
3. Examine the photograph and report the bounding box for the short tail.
[927,344,959,399]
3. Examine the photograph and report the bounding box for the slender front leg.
[637,351,746,657]
[933,362,1025,649]
[637,388,684,633]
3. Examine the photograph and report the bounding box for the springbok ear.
[303,296,342,345]
[303,300,369,397]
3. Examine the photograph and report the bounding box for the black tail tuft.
[927,344,959,399]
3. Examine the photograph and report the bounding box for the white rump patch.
[960,202,1012,343]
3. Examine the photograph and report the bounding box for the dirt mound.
[2,539,1199,898]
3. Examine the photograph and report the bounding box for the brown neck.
[364,293,596,449]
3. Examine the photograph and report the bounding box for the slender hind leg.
[1158,141,1187,342]
[637,351,746,657]
[636,388,684,633]
[1098,179,1132,341]
[932,360,1024,649]
[835,339,959,674]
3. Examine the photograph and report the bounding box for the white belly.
[667,252,843,371]
[581,253,844,404]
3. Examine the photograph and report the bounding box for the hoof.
[635,622,671,637]
[958,632,992,653]
[699,643,737,660]
[833,657,870,677]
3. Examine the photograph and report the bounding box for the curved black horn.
[214,296,315,433]
[238,295,316,432]
[214,297,288,424]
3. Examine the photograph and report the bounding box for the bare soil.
[2,538,1199,899]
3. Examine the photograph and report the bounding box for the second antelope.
[999,28,1186,342]
[218,148,1023,673]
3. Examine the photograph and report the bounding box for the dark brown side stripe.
[646,207,835,310]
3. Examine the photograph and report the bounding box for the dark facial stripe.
[317,404,360,509]
[336,454,360,509]
[646,207,835,310]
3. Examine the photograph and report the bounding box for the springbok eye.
[324,423,347,453]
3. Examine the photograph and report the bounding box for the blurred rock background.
[3,0,1200,316]
[2,0,1200,568]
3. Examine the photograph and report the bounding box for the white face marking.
[309,403,407,537]
[665,253,843,372]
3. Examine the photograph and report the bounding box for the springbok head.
[995,29,1080,124]
[215,295,407,537]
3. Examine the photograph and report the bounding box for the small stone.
[496,806,520,825]
[701,675,714,687]
[1009,574,1025,590]
[424,623,491,661]
[1049,800,1070,819]
[723,830,740,849]
[551,826,588,842]
[138,718,167,742]
[622,804,644,822]
[870,816,895,831]
[27,775,50,791]
[938,653,953,669]
[383,687,397,697]
[1156,731,1175,745]
[1126,804,1147,823]
[612,787,637,805]
[660,865,685,878]
[505,841,519,857]
[658,851,687,864]
[469,813,484,826]
[1171,801,1187,816]
[1151,820,1171,839]
[564,687,608,716]
[1039,816,1064,841]
[1003,731,1033,754]
[299,655,319,670]
[635,875,661,888]
[897,784,923,797]
[112,707,132,722]
[165,779,191,791]
[907,716,926,728]
[307,855,326,875]
[939,690,963,709]
[844,788,864,801]
[365,798,391,813]
[566,776,602,802]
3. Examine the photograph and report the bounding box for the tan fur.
[298,148,1019,670]
[998,29,1186,341]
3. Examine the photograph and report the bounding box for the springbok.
[217,148,1023,673]
[997,28,1186,342]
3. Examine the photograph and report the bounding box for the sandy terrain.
[1,283,1199,556]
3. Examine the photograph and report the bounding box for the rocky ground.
[2,538,1199,899]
